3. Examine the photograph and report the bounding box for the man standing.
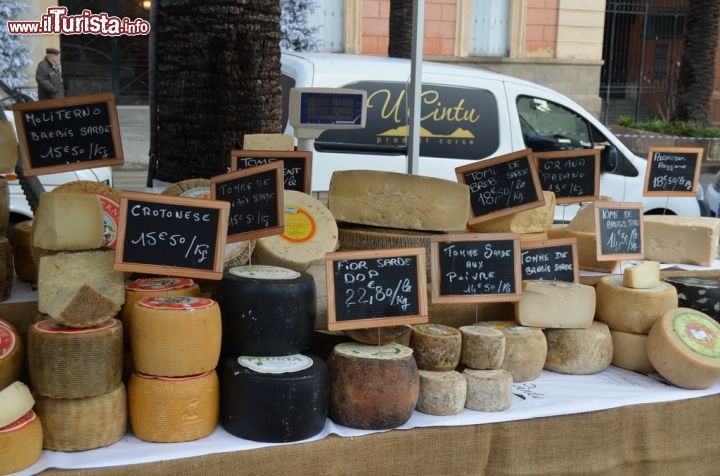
[36,47,64,100]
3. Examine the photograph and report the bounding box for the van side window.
[517,96,592,152]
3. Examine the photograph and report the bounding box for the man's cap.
[46,47,60,55]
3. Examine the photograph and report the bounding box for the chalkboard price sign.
[11,93,124,176]
[114,191,230,280]
[231,150,312,194]
[430,233,522,303]
[210,161,284,243]
[594,202,644,261]
[326,248,428,331]
[455,149,545,225]
[643,147,702,197]
[520,238,579,283]
[534,149,600,204]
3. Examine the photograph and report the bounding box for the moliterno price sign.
[430,233,522,303]
[325,248,428,331]
[231,150,312,194]
[534,149,600,203]
[11,92,124,176]
[114,191,230,280]
[643,146,702,196]
[594,201,644,261]
[455,149,545,225]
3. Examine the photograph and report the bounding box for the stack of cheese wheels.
[212,265,316,357]
[664,276,720,324]
[596,261,676,374]
[128,295,221,442]
[220,354,329,442]
[514,279,612,375]
[410,324,466,416]
[0,382,43,473]
[477,321,547,383]
[646,307,720,389]
[28,187,127,451]
[457,325,511,412]
[252,190,339,272]
[328,342,419,430]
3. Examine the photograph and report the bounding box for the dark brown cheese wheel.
[344,325,411,346]
[409,324,462,371]
[28,318,123,398]
[35,383,126,451]
[328,342,419,430]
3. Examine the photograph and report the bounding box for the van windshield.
[517,96,593,152]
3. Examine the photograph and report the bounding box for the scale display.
[289,88,367,131]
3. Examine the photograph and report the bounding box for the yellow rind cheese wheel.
[515,280,596,329]
[646,307,720,390]
[28,318,123,398]
[595,275,677,334]
[35,383,127,451]
[131,296,221,377]
[128,370,219,443]
[0,411,43,474]
[0,319,22,390]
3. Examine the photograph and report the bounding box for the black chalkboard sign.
[210,161,284,243]
[643,147,702,197]
[231,150,312,194]
[594,202,644,261]
[430,233,522,303]
[11,93,123,176]
[520,238,579,283]
[325,248,428,331]
[534,149,600,204]
[114,191,230,280]
[455,149,545,225]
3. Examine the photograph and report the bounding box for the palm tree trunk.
[671,0,720,126]
[154,0,282,183]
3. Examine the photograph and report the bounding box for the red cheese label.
[91,193,120,250]
[34,318,116,334]
[135,370,213,382]
[0,321,16,358]
[138,296,214,310]
[0,411,36,433]
[126,277,195,292]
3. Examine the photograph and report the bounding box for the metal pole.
[407,0,424,175]
[146,0,157,187]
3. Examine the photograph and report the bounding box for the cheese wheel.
[344,325,411,346]
[0,319,22,390]
[0,381,34,428]
[477,321,547,382]
[623,261,660,289]
[131,296,221,377]
[514,280,595,329]
[416,370,466,416]
[129,370,219,443]
[595,275,677,334]
[463,369,513,412]
[32,191,105,250]
[664,276,720,323]
[459,325,505,370]
[122,277,201,342]
[52,180,121,249]
[328,342,419,430]
[220,354,328,442]
[328,170,470,232]
[38,249,126,316]
[28,318,123,398]
[36,383,127,451]
[410,324,462,371]
[10,219,39,283]
[0,411,43,474]
[252,190,338,272]
[0,237,12,302]
[610,329,655,374]
[212,265,315,356]
[646,308,720,389]
[468,191,555,233]
[543,322,613,375]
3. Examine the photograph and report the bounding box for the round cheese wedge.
[646,307,720,389]
[0,381,35,428]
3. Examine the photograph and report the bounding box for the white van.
[280,52,705,220]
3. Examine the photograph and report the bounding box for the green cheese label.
[673,312,720,358]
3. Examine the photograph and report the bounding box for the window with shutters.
[309,0,345,52]
[469,0,509,57]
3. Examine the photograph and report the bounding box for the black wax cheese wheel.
[212,265,316,356]
[664,276,720,323]
[220,354,328,442]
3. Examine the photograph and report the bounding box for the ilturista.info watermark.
[7,7,150,36]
